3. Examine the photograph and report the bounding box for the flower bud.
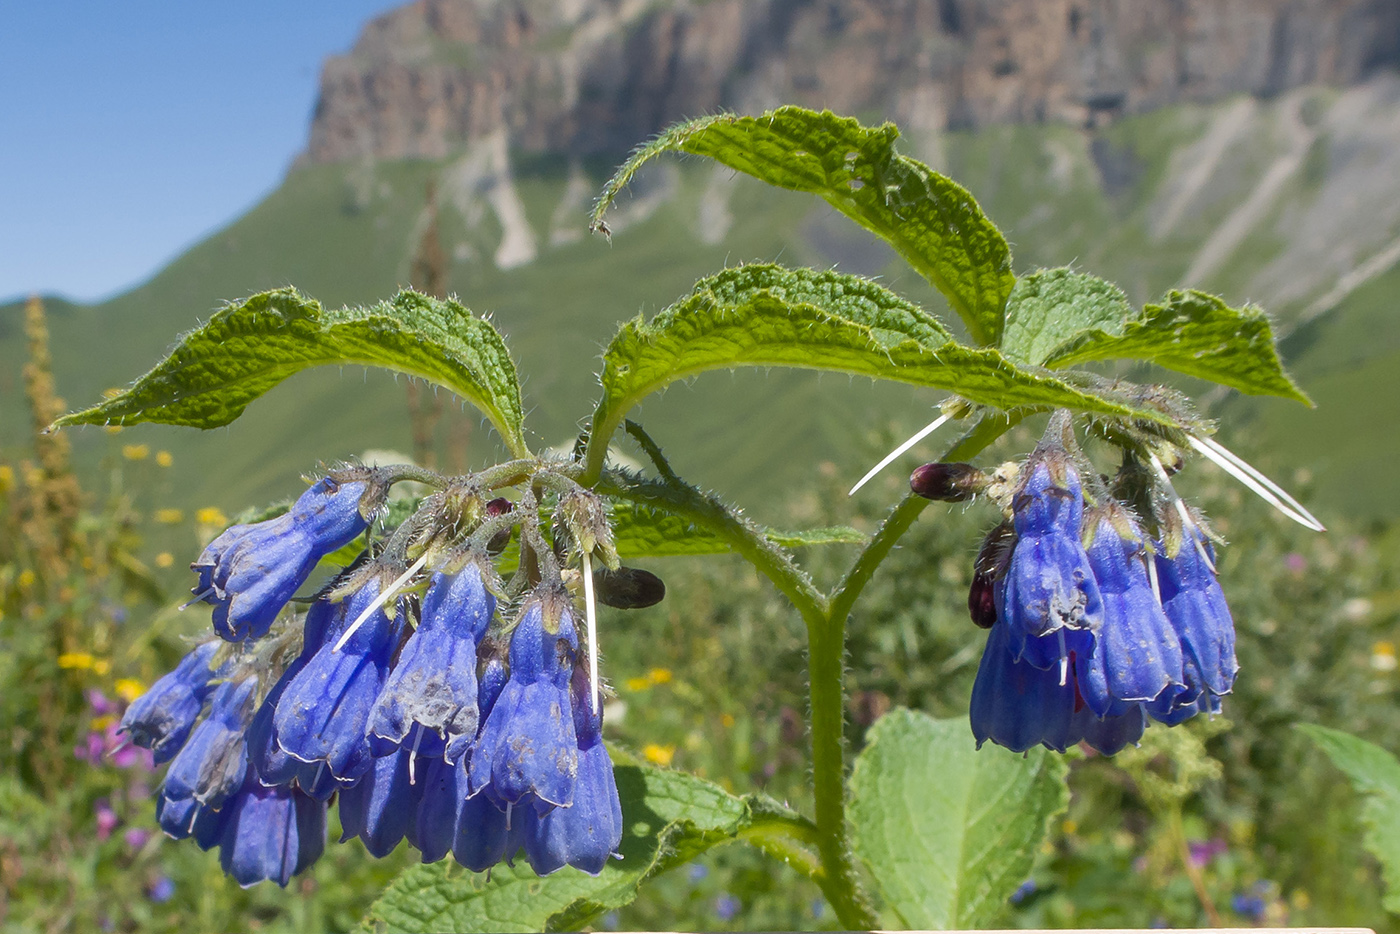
[485,497,513,554]
[910,462,986,502]
[593,566,666,609]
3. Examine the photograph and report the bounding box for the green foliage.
[1042,289,1310,404]
[611,498,865,557]
[53,288,529,456]
[593,107,1015,345]
[1001,268,1133,366]
[1298,724,1400,913]
[586,263,1181,474]
[849,708,1069,929]
[361,760,813,933]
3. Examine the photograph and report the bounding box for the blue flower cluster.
[120,470,624,886]
[920,435,1238,755]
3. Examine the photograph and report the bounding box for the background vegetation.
[4,290,1397,931]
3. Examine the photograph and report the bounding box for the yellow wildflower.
[155,552,175,569]
[647,667,673,685]
[641,743,676,767]
[155,508,184,524]
[115,678,146,702]
[155,450,173,467]
[196,507,229,526]
[625,676,651,693]
[122,444,150,461]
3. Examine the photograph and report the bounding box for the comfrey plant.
[61,107,1319,930]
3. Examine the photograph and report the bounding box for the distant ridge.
[303,0,1400,165]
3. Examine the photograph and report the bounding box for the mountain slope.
[5,71,1400,522]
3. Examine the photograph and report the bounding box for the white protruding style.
[332,553,429,653]
[848,412,952,496]
[1148,453,1217,573]
[1187,435,1325,532]
[582,550,599,714]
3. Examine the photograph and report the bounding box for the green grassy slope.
[4,87,1398,522]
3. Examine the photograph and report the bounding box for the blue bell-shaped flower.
[162,676,257,812]
[338,746,426,858]
[1076,511,1185,716]
[273,578,405,782]
[520,663,622,875]
[1001,459,1103,672]
[192,474,373,642]
[367,562,495,761]
[119,641,220,763]
[216,768,327,887]
[469,594,580,810]
[1154,526,1238,699]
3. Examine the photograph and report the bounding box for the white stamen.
[181,587,215,610]
[505,800,513,831]
[1057,629,1068,687]
[1148,453,1216,574]
[408,727,423,785]
[1187,435,1325,532]
[187,804,200,833]
[333,553,429,652]
[582,550,599,715]
[848,412,951,496]
[1146,554,1162,604]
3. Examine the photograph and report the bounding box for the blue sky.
[0,2,402,305]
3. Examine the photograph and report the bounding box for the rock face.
[302,0,1400,164]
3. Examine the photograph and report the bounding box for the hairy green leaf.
[53,288,529,454]
[1298,724,1400,912]
[1042,289,1310,404]
[849,708,1069,929]
[1001,268,1133,366]
[610,498,865,557]
[360,758,815,933]
[585,264,1177,476]
[593,107,1014,345]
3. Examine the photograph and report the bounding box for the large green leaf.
[849,708,1069,929]
[610,498,865,557]
[1001,268,1133,366]
[592,107,1014,346]
[53,288,529,455]
[585,264,1177,472]
[1041,289,1310,404]
[361,759,816,933]
[1298,724,1400,912]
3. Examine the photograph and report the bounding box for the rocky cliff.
[303,0,1400,163]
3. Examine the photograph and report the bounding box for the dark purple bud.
[485,497,513,554]
[967,574,997,629]
[594,566,666,609]
[967,522,1014,630]
[910,462,986,502]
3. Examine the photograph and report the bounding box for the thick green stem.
[806,608,880,929]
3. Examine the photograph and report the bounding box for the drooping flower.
[216,768,327,887]
[273,577,405,783]
[1155,524,1238,699]
[161,676,257,813]
[119,641,220,763]
[970,619,1145,755]
[367,561,495,762]
[191,473,375,642]
[520,662,622,875]
[1075,509,1184,717]
[469,592,580,810]
[338,746,425,858]
[1000,456,1103,674]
